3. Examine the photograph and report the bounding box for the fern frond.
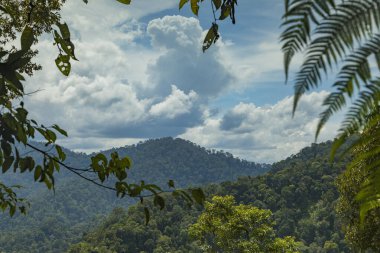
[292,0,380,114]
[339,79,380,136]
[281,0,336,82]
[316,34,380,137]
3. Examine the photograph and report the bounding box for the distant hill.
[68,141,351,253]
[0,137,269,253]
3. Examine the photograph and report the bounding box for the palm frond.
[291,0,380,114]
[281,0,336,82]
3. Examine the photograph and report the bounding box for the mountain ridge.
[0,137,270,253]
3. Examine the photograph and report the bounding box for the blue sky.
[25,0,340,163]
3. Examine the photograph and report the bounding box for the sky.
[24,0,341,163]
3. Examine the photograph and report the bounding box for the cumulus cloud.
[149,85,198,119]
[146,16,235,98]
[179,91,340,163]
[22,0,340,163]
[24,13,232,151]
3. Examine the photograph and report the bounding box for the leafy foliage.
[189,195,301,252]
[179,0,237,51]
[281,0,380,223]
[68,141,351,253]
[335,117,380,252]
[0,138,268,253]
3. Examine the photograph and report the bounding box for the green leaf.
[203,23,219,52]
[57,23,70,40]
[1,140,12,157]
[144,207,150,225]
[191,188,205,205]
[53,30,77,61]
[190,0,199,16]
[45,129,57,143]
[179,0,189,9]
[168,179,175,188]
[212,0,221,9]
[7,51,24,64]
[153,195,165,210]
[55,145,66,161]
[2,69,24,93]
[9,205,16,217]
[52,124,68,137]
[21,26,34,51]
[92,153,108,165]
[120,156,132,169]
[55,55,71,76]
[117,0,131,4]
[219,4,231,20]
[34,166,42,181]
[2,156,14,173]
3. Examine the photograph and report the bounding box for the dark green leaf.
[179,0,189,9]
[144,207,150,225]
[21,26,34,51]
[203,23,219,52]
[55,55,71,76]
[57,23,70,40]
[190,0,199,16]
[168,179,175,188]
[219,4,231,20]
[117,0,131,4]
[55,145,66,161]
[212,0,221,9]
[2,156,14,173]
[9,205,16,217]
[191,188,205,205]
[52,124,68,137]
[34,166,42,181]
[153,195,165,210]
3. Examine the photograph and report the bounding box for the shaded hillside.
[68,141,351,253]
[107,137,270,187]
[0,137,269,253]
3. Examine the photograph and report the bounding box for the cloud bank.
[22,1,339,163]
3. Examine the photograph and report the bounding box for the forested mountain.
[0,137,269,253]
[69,141,351,253]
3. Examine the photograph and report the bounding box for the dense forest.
[0,138,269,253]
[67,140,351,252]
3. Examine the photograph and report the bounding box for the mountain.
[68,141,351,253]
[0,137,269,253]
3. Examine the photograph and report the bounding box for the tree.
[188,195,301,252]
[335,115,380,252]
[0,0,203,219]
[280,0,380,226]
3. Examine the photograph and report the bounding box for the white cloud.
[24,14,232,151]
[179,91,340,163]
[146,15,235,98]
[149,85,198,119]
[21,0,341,163]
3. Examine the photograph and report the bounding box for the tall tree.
[188,195,301,253]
